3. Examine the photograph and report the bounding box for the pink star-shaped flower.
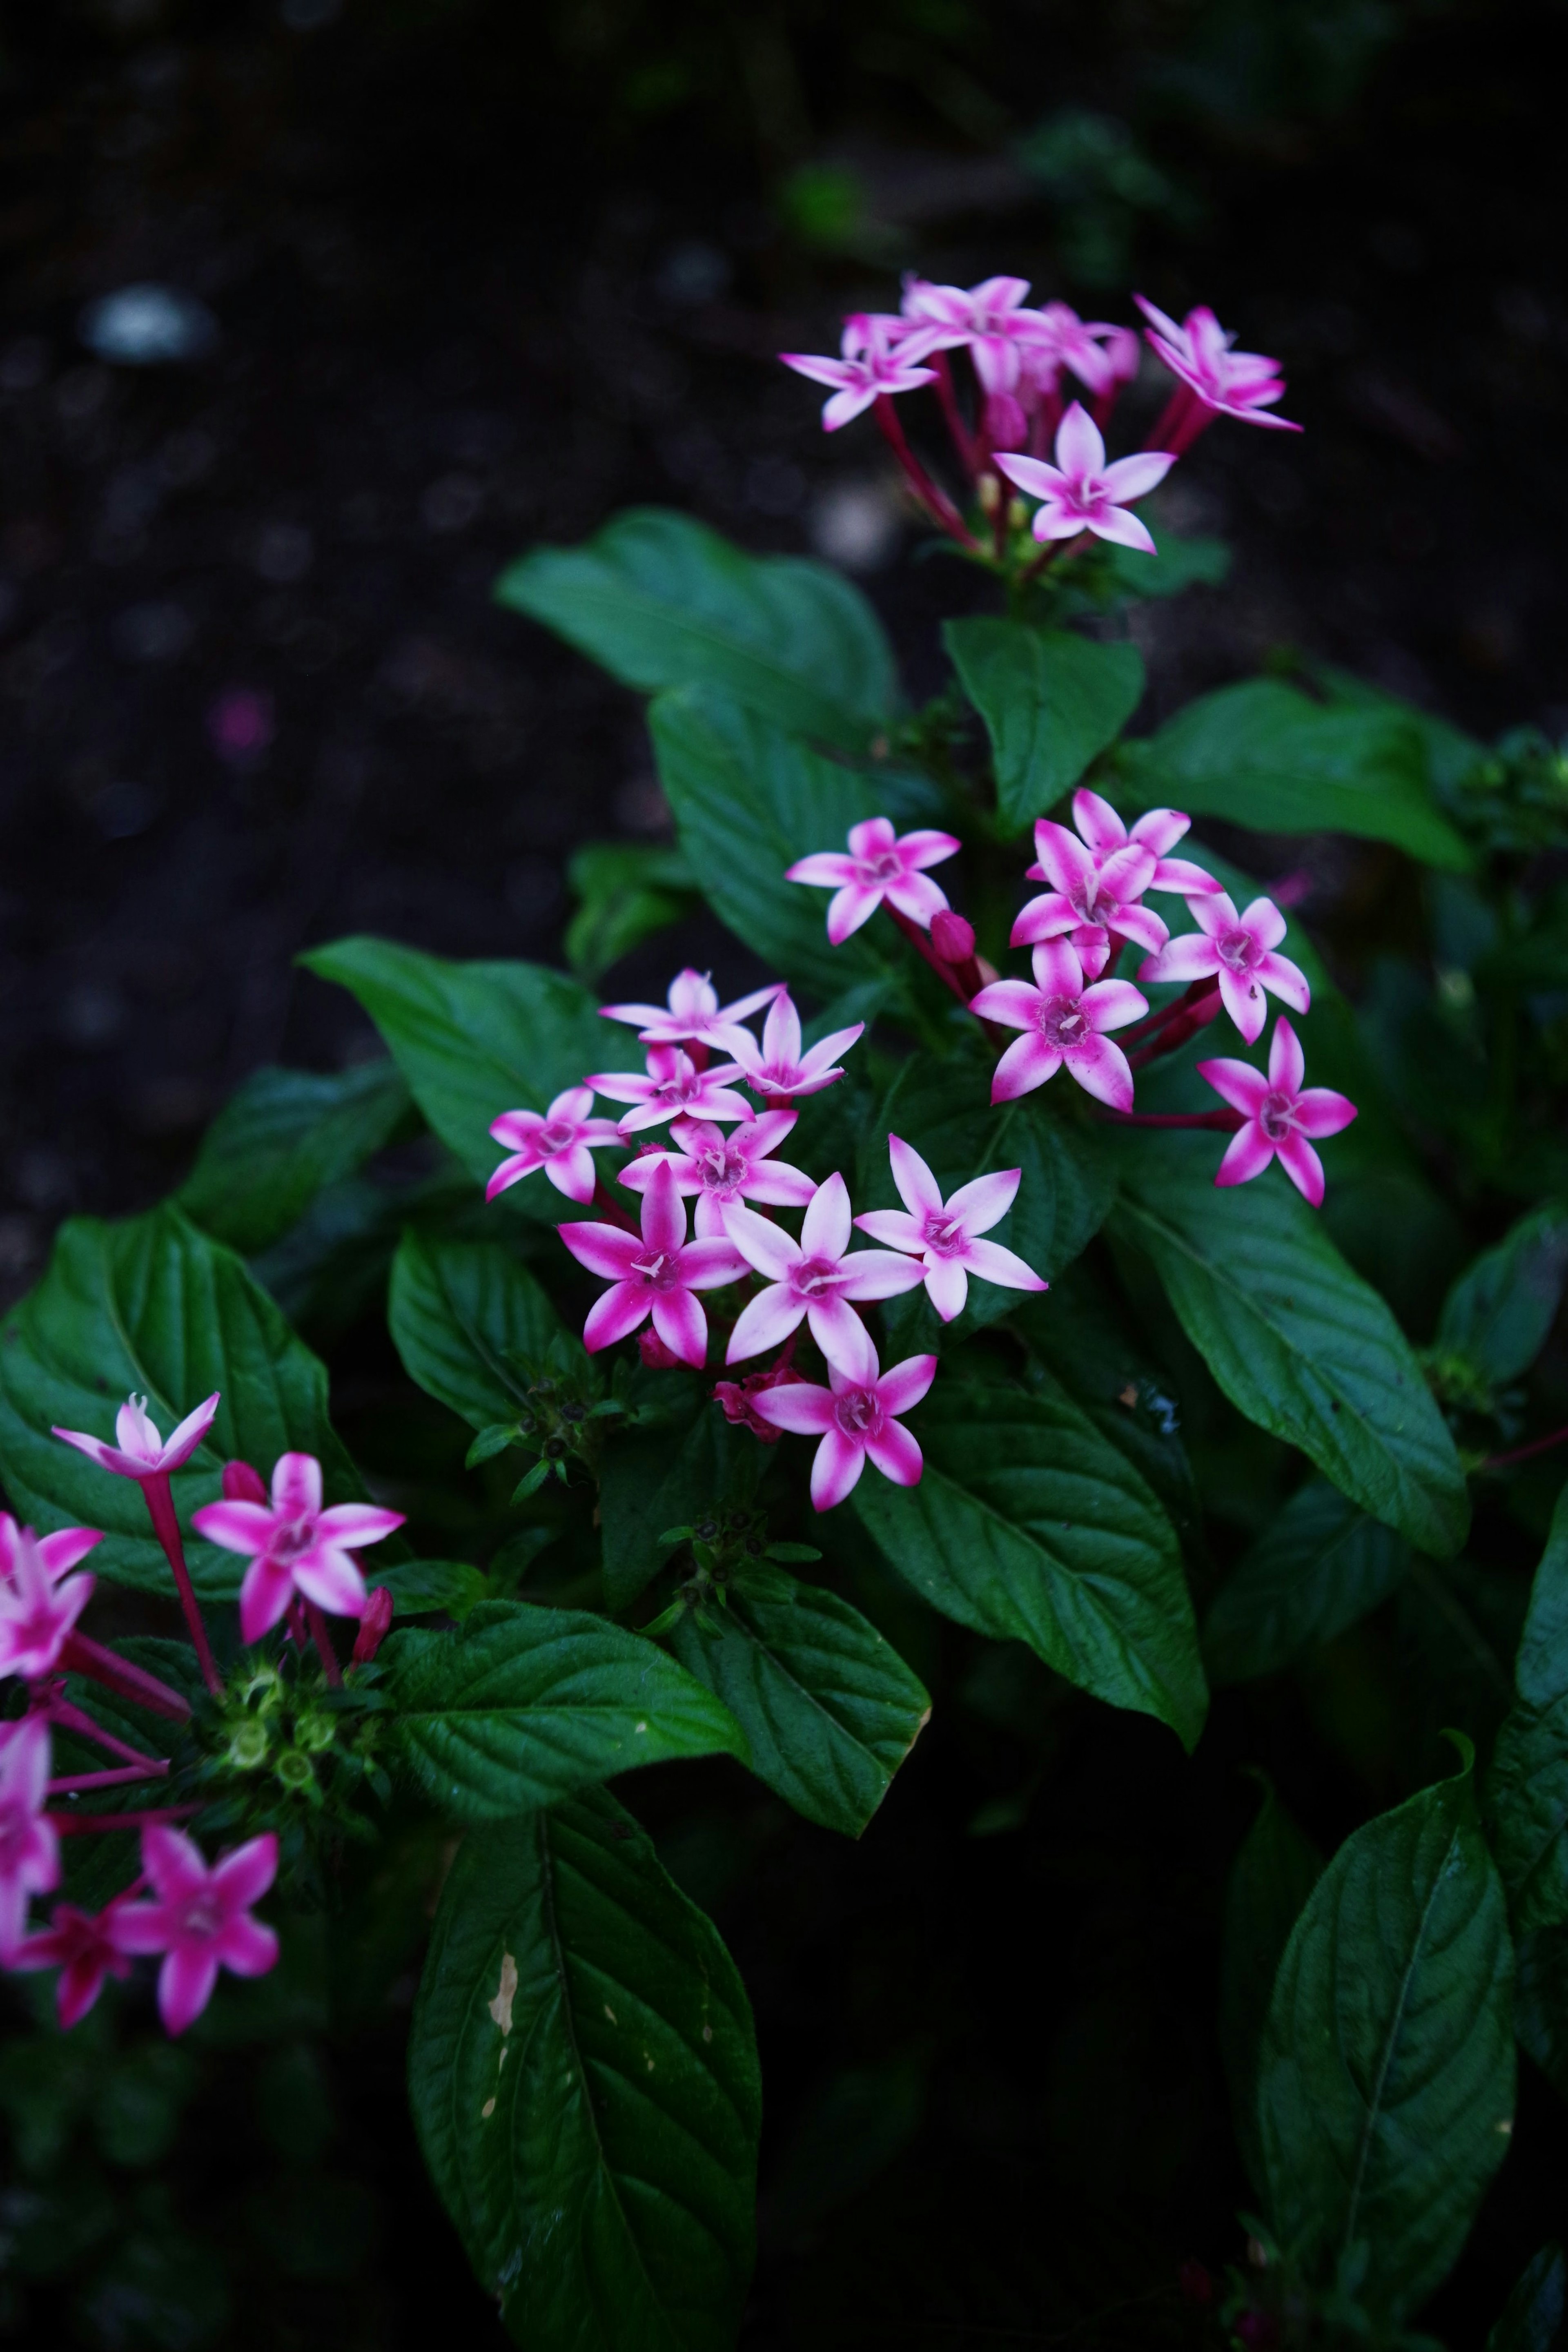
[748,1323,937,1512]
[1018,302,1136,400]
[780,313,937,431]
[1137,890,1310,1046]
[112,1826,279,2035]
[586,1044,752,1136]
[1198,1019,1357,1207]
[557,1157,747,1369]
[0,1717,59,1961]
[598,968,782,1059]
[728,990,864,1101]
[0,1514,101,1681]
[854,1136,1048,1323]
[901,274,1041,399]
[619,1111,816,1239]
[192,1452,404,1645]
[721,1172,925,1371]
[53,1391,220,1483]
[1016,792,1221,964]
[995,404,1174,553]
[486,1086,623,1205]
[970,932,1147,1110]
[1135,296,1299,433]
[11,1898,136,2029]
[786,817,960,946]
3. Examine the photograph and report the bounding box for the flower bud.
[222,1459,268,1505]
[351,1584,394,1665]
[639,1329,682,1369]
[930,909,976,966]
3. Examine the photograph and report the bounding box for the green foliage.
[408,1790,760,2348]
[1487,2244,1567,2352]
[1204,1478,1410,1685]
[388,1230,563,1429]
[1220,1776,1323,2194]
[943,617,1145,836]
[1488,1488,1568,1934]
[1258,1746,1515,2326]
[564,841,699,980]
[178,1059,414,1256]
[1434,1202,1568,1397]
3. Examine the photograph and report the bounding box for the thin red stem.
[50,1804,201,1835]
[305,1600,343,1688]
[49,1761,170,1794]
[1478,1423,1568,1474]
[592,1178,641,1235]
[1146,384,1196,453]
[930,351,979,478]
[61,1631,191,1723]
[43,1695,165,1770]
[142,1472,223,1697]
[873,396,981,550]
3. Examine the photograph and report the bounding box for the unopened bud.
[351,1585,394,1665]
[977,472,1002,515]
[639,1328,682,1369]
[223,1458,268,1505]
[1007,497,1027,532]
[930,909,976,966]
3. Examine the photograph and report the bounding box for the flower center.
[792,1256,846,1299]
[1068,876,1107,922]
[698,1144,748,1193]
[655,1072,703,1107]
[631,1251,681,1292]
[270,1513,316,1564]
[865,852,904,883]
[1037,996,1089,1050]
[1260,1092,1296,1143]
[1217,927,1259,974]
[922,1211,968,1258]
[834,1387,884,1440]
[180,1890,226,1942]
[537,1121,574,1153]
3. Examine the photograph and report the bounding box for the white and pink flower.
[854,1137,1047,1323]
[1136,296,1298,434]
[0,1516,101,1683]
[0,1717,59,1960]
[722,1173,925,1371]
[780,314,937,431]
[53,1391,219,1483]
[995,404,1174,553]
[1138,890,1310,1046]
[748,1324,937,1511]
[619,1112,815,1239]
[1198,1018,1357,1206]
[970,933,1147,1110]
[192,1452,403,1645]
[599,968,782,1059]
[587,1044,753,1135]
[728,990,864,1101]
[486,1086,623,1205]
[557,1157,747,1369]
[112,1825,279,2036]
[786,818,960,946]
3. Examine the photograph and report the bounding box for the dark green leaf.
[944,617,1145,836]
[1488,1488,1568,1934]
[1109,1135,1469,1558]
[851,1366,1206,1750]
[564,842,699,981]
[1258,1744,1515,2323]
[1517,1926,1568,2105]
[389,1231,564,1431]
[1122,678,1472,870]
[1097,519,1231,602]
[0,1204,375,1597]
[670,1566,930,1835]
[409,1787,759,2350]
[1486,2243,1566,2352]
[375,1558,490,1620]
[178,1059,414,1255]
[649,685,942,1003]
[1204,1479,1410,1686]
[1220,1777,1323,2195]
[1437,1204,1568,1389]
[382,1598,745,1819]
[300,938,606,1206]
[495,504,897,747]
[600,1393,764,1614]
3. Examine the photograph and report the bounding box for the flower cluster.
[781,272,1296,566]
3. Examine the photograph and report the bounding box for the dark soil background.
[1,2,1566,2345]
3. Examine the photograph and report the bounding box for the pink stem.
[873,396,981,549]
[592,1179,641,1235]
[931,351,979,478]
[141,1472,223,1697]
[43,1695,165,1770]
[1120,978,1220,1046]
[1091,386,1119,433]
[885,903,976,1009]
[50,1804,201,1835]
[1478,1423,1568,1473]
[1094,1109,1244,1130]
[1167,400,1216,459]
[1029,384,1062,457]
[1146,385,1196,453]
[305,1600,343,1688]
[49,1761,170,1794]
[61,1631,191,1723]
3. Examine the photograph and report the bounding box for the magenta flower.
[112,1826,279,2035]
[901,274,1040,400]
[1135,296,1299,433]
[586,1044,752,1136]
[713,1364,805,1445]
[970,934,1147,1110]
[721,1172,925,1371]
[0,1717,59,1960]
[599,968,782,1059]
[786,818,960,946]
[0,1516,101,1681]
[995,404,1174,553]
[854,1136,1047,1323]
[1137,890,1310,1046]
[1198,1019,1357,1208]
[1016,793,1221,961]
[728,990,864,1101]
[748,1324,937,1512]
[619,1112,815,1239]
[12,1899,136,2030]
[53,1390,219,1482]
[486,1086,622,1206]
[1017,302,1133,400]
[192,1452,404,1645]
[780,313,936,431]
[557,1157,747,1369]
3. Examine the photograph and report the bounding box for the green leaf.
[1437,1203,1568,1389]
[649,685,942,1004]
[1204,1479,1410,1686]
[851,1365,1207,1750]
[1097,519,1231,602]
[944,617,1145,836]
[1488,1489,1568,1935]
[564,842,699,981]
[375,1558,491,1620]
[382,1598,745,1819]
[670,1566,930,1836]
[299,938,606,1206]
[389,1231,563,1431]
[1121,678,1473,871]
[1258,1744,1515,2323]
[600,1390,762,1614]
[0,1204,374,1597]
[1516,1926,1568,2105]
[861,1050,1115,1355]
[1108,1135,1469,1558]
[495,504,897,748]
[1486,2243,1566,2352]
[409,1787,759,2350]
[178,1059,414,1256]
[1220,1777,1323,2195]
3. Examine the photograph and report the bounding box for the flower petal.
[853,1209,924,1253]
[1218,965,1268,1044]
[968,978,1043,1030]
[835,1251,927,1302]
[991,1035,1061,1102]
[271,1452,322,1518]
[877,1354,938,1417]
[801,1171,853,1260]
[140,1825,209,1903]
[160,1392,222,1473]
[159,1947,220,2037]
[651,1289,708,1369]
[1293,1088,1358,1140]
[189,1499,274,1556]
[864,1420,924,1487]
[1054,400,1106,478]
[1064,1034,1134,1112]
[1138,934,1218,986]
[583,1282,652,1353]
[1196,1057,1270,1116]
[639,1159,687,1257]
[726,1286,804,1365]
[924,1254,969,1322]
[1256,951,1312,1015]
[37,1527,103,1577]
[1215,1124,1276,1187]
[964,1237,1048,1294]
[809,1428,866,1512]
[1101,450,1175,502]
[826,882,882,944]
[749,1378,836,1435]
[1268,1016,1305,1093]
[1081,979,1148,1033]
[888,1135,942,1218]
[1276,1132,1327,1206]
[945,1167,1020,1234]
[315,1503,403,1549]
[1071,788,1127,852]
[211,1833,279,1911]
[1084,506,1157,554]
[557,1220,643,1281]
[290,1546,368,1619]
[239,1554,297,1643]
[722,1202,799,1282]
[215,1915,279,1978]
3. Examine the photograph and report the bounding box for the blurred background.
[0,2,1565,2343]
